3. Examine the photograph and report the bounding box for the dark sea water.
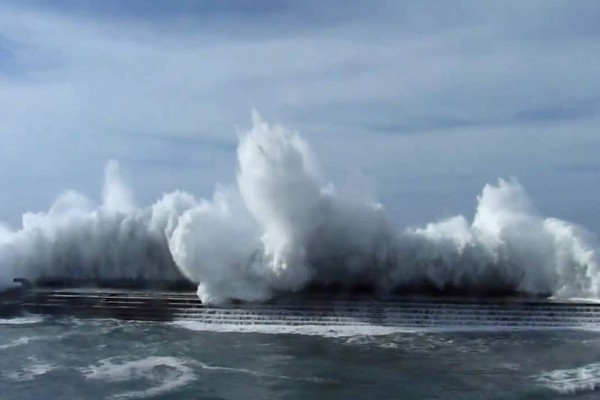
[2,316,600,399]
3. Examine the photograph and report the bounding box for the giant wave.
[1,112,599,304]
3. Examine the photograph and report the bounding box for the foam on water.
[193,359,329,383]
[1,112,599,304]
[172,320,415,338]
[171,319,600,337]
[81,356,195,400]
[6,357,57,381]
[536,362,600,394]
[0,316,45,325]
[0,336,35,350]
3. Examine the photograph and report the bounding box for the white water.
[536,362,600,394]
[172,320,415,338]
[81,356,195,399]
[1,112,599,303]
[6,357,57,382]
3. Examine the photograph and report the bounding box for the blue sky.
[1,0,599,229]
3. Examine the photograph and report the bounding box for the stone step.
[23,298,600,315]
[18,289,600,329]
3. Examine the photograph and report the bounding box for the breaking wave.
[1,111,599,303]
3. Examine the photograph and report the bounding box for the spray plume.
[1,113,599,303]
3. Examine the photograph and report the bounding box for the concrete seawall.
[11,288,600,330]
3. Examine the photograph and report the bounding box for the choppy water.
[2,317,600,399]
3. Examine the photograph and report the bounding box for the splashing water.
[1,112,599,303]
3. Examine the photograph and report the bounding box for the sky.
[0,0,599,230]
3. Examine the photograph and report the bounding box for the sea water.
[2,316,600,399]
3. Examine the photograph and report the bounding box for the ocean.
[2,316,600,399]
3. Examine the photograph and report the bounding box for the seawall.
[11,288,600,330]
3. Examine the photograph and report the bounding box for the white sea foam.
[171,319,600,338]
[1,112,599,304]
[536,362,600,394]
[171,320,500,338]
[0,316,45,325]
[6,357,56,381]
[0,336,35,350]
[81,356,195,399]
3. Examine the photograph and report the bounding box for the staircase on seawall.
[14,288,600,330]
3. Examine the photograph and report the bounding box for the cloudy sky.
[1,0,599,229]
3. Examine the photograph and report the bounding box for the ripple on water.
[0,336,34,350]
